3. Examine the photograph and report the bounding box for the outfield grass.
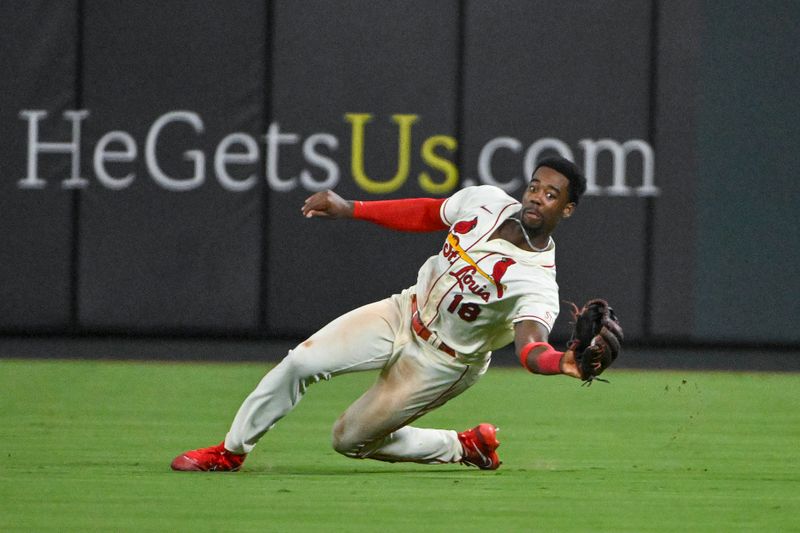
[1,358,798,532]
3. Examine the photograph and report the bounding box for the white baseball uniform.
[225,185,561,464]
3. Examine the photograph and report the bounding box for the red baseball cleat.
[457,423,501,470]
[170,442,246,472]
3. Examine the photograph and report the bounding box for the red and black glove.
[567,299,623,384]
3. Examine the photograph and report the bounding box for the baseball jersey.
[412,185,560,358]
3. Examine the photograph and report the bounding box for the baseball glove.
[567,299,623,384]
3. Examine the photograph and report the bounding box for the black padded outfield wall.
[460,2,655,341]
[0,1,77,329]
[266,0,462,334]
[77,2,266,332]
[1,0,799,347]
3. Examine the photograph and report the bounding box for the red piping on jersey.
[427,252,500,329]
[423,203,518,307]
[440,196,454,225]
[514,314,553,331]
[424,202,525,330]
[464,203,518,253]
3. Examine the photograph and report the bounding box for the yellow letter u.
[345,113,418,194]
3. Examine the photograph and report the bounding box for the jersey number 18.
[447,295,481,322]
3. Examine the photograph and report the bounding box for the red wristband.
[519,342,563,374]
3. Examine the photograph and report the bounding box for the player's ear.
[561,202,576,218]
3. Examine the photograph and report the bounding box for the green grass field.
[1,358,798,532]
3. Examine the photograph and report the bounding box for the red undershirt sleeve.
[352,198,448,232]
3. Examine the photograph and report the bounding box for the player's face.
[519,167,576,234]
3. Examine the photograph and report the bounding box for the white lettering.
[18,109,90,189]
[477,137,522,192]
[523,138,574,182]
[214,132,259,192]
[579,138,658,197]
[264,122,299,192]
[145,111,205,191]
[300,133,339,191]
[14,109,659,197]
[94,130,137,190]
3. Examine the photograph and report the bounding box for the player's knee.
[331,417,365,458]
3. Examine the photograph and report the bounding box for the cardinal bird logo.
[491,257,516,298]
[453,217,478,235]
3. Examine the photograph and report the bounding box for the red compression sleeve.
[519,342,564,374]
[352,198,448,232]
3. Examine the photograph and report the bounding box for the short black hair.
[533,156,586,205]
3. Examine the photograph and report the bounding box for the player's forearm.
[518,342,581,378]
[353,198,448,232]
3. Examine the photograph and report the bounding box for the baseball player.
[171,155,620,472]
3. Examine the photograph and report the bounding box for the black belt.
[411,295,456,358]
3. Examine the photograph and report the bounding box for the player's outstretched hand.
[559,349,584,379]
[302,190,354,219]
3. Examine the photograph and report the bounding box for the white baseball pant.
[224,288,490,464]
